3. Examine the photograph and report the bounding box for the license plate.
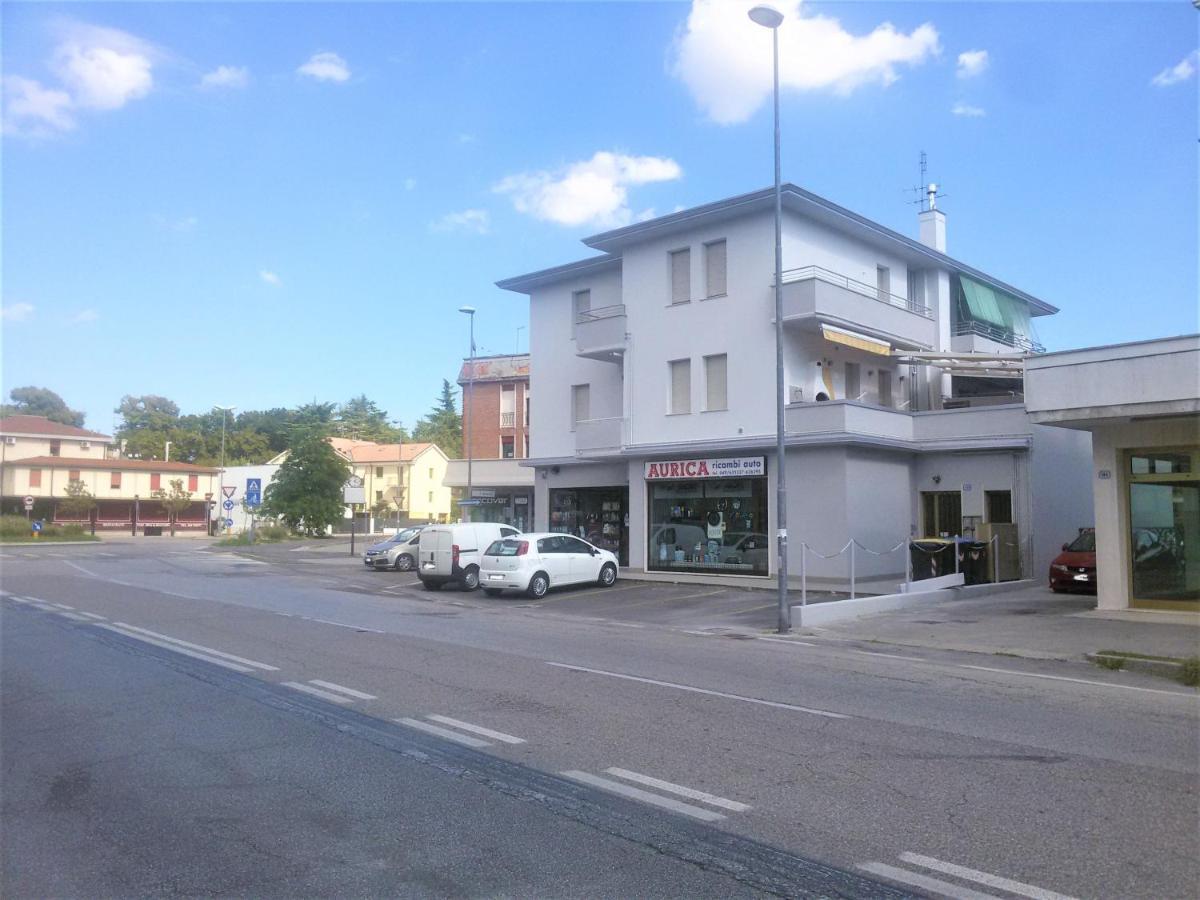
[488,574,504,581]
[1073,574,1090,581]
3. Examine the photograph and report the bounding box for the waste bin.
[910,539,956,580]
[958,540,991,585]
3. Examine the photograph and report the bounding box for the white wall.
[220,464,279,532]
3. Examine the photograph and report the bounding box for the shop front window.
[549,487,627,565]
[1129,449,1199,606]
[649,478,768,575]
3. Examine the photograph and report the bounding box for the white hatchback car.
[480,533,619,599]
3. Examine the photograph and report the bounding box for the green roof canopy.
[958,274,1032,339]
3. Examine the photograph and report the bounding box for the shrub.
[256,523,292,542]
[1180,657,1200,688]
[0,515,31,538]
[1095,656,1126,671]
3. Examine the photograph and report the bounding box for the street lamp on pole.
[393,418,405,531]
[458,306,476,522]
[214,405,235,534]
[749,3,790,633]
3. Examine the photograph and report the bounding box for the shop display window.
[549,488,628,565]
[648,478,768,575]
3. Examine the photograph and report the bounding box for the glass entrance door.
[1129,449,1200,608]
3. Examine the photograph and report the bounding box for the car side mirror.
[591,549,600,556]
[1062,543,1070,551]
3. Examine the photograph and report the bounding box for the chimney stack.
[918,203,946,253]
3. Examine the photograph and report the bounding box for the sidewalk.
[807,583,1199,662]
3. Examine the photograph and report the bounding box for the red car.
[1049,528,1096,593]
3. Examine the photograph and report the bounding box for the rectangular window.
[501,437,515,459]
[669,359,691,415]
[649,477,768,576]
[985,490,1012,524]
[922,491,963,537]
[375,490,383,501]
[29,469,42,488]
[704,239,727,298]
[670,248,691,304]
[69,469,80,482]
[524,387,531,428]
[150,473,161,491]
[878,370,893,408]
[876,265,891,302]
[704,354,728,411]
[428,467,434,479]
[428,491,433,503]
[188,474,198,492]
[845,362,861,401]
[571,289,591,337]
[500,384,516,427]
[571,384,590,429]
[907,269,924,309]
[49,440,61,457]
[111,471,122,489]
[375,466,384,478]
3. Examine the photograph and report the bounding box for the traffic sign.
[245,477,262,508]
[222,485,236,499]
[224,518,234,528]
[223,499,235,511]
[31,520,43,533]
[23,495,34,511]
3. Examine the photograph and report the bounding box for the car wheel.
[526,572,549,599]
[483,588,503,597]
[459,566,480,591]
[421,579,441,591]
[598,562,617,587]
[395,553,414,572]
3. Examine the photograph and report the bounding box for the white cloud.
[430,209,490,235]
[2,76,75,137]
[956,49,989,79]
[68,309,99,324]
[493,151,683,228]
[1152,50,1199,87]
[297,52,350,83]
[259,270,281,286]
[201,65,249,89]
[952,102,986,118]
[670,0,940,125]
[403,177,417,191]
[51,21,156,111]
[1,302,35,322]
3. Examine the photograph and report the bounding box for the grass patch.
[0,516,99,543]
[216,524,300,547]
[1094,656,1126,671]
[1096,649,1186,663]
[1179,657,1200,688]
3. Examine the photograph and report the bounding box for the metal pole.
[467,312,475,523]
[800,542,807,608]
[219,408,228,534]
[905,539,913,591]
[350,518,355,556]
[954,535,960,575]
[133,495,139,537]
[992,534,999,583]
[770,23,789,633]
[849,540,856,600]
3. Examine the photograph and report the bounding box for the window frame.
[703,353,728,412]
[669,247,691,305]
[703,239,727,299]
[668,358,692,415]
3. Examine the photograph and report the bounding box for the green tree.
[1,386,86,427]
[412,379,462,457]
[335,395,407,443]
[258,430,350,535]
[151,478,194,537]
[58,479,97,523]
[116,394,180,431]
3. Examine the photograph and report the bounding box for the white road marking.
[425,715,526,744]
[959,664,1195,697]
[756,636,817,647]
[546,662,849,719]
[604,768,750,812]
[853,650,926,662]
[562,771,726,822]
[64,560,99,577]
[98,624,255,673]
[899,853,1079,900]
[283,681,355,703]
[7,597,32,604]
[74,611,107,621]
[607,621,644,628]
[49,602,75,610]
[307,680,377,700]
[682,629,715,636]
[858,862,1003,900]
[57,611,92,622]
[110,623,279,671]
[396,717,491,748]
[305,617,384,634]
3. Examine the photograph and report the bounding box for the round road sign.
[23,495,35,510]
[223,499,235,510]
[224,518,234,528]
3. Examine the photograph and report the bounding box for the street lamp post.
[749,4,790,633]
[214,405,235,534]
[393,418,405,532]
[459,306,476,522]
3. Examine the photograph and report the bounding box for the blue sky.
[3,1,1196,434]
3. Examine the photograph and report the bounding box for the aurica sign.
[644,456,765,480]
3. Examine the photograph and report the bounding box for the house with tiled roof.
[1,415,218,530]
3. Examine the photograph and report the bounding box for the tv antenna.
[907,151,946,211]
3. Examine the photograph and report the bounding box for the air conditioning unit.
[2,437,15,446]
[80,441,90,450]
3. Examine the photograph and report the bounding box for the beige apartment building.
[1,415,218,530]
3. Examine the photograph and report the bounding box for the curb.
[1085,653,1184,681]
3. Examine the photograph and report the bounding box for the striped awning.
[821,325,891,356]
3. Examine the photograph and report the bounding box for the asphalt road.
[2,540,1197,899]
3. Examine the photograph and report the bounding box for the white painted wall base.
[900,573,965,593]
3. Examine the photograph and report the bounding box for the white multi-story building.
[498,184,1093,589]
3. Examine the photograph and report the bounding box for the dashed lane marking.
[74,611,106,621]
[562,771,726,822]
[546,661,849,719]
[282,682,356,704]
[898,852,1079,900]
[98,625,256,674]
[425,715,525,744]
[307,679,377,701]
[756,636,818,647]
[49,602,75,610]
[604,767,750,812]
[63,560,99,577]
[396,717,491,748]
[110,623,279,671]
[858,862,1003,900]
[57,611,93,622]
[853,650,927,662]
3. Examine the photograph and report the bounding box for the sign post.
[22,495,34,522]
[344,476,365,555]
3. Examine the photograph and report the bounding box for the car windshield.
[486,539,524,556]
[1066,530,1096,552]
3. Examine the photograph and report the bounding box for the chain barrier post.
[992,534,999,583]
[849,540,856,600]
[905,539,912,591]
[954,534,960,575]
[800,542,807,610]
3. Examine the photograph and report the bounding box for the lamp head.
[458,305,476,315]
[748,4,784,28]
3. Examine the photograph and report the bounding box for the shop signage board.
[644,456,764,480]
[472,488,496,499]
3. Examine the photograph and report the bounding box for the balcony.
[500,411,515,428]
[780,266,936,350]
[784,400,1031,452]
[952,319,1045,354]
[575,305,627,361]
[575,416,628,455]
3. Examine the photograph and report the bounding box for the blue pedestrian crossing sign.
[245,477,262,508]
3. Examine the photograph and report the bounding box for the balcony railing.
[500,411,515,428]
[575,416,628,454]
[575,304,627,360]
[575,303,626,325]
[953,319,1044,353]
[781,265,932,318]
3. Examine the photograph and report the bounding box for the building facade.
[1026,335,1200,611]
[0,415,218,530]
[498,185,1093,587]
[444,354,535,529]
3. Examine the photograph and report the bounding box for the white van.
[417,523,521,591]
